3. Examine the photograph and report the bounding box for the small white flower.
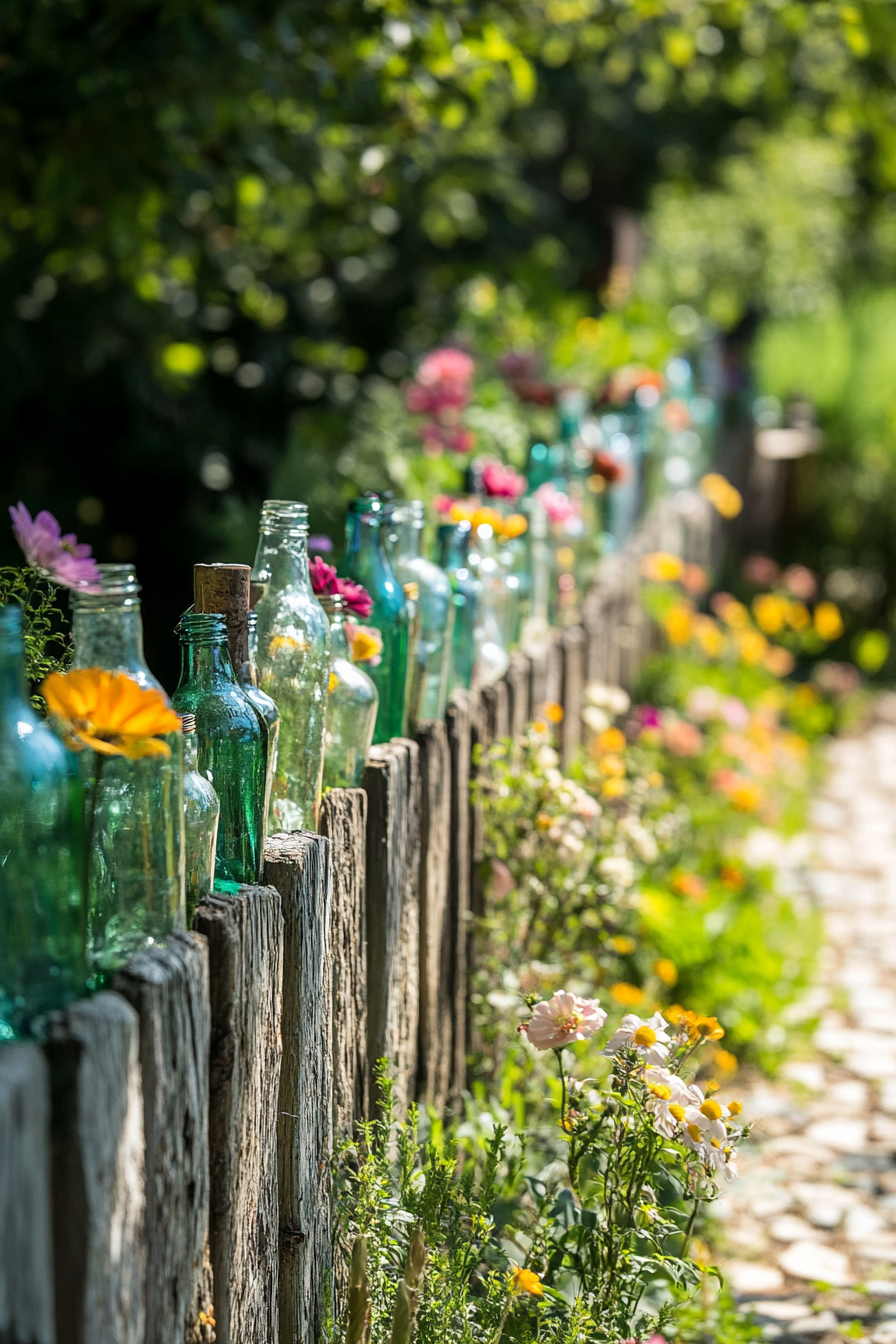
[603,1011,672,1066]
[599,855,635,888]
[524,991,608,1050]
[535,745,559,769]
[583,705,610,733]
[643,1067,691,1138]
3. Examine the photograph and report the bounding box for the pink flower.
[534,482,580,527]
[9,503,101,591]
[434,495,456,515]
[663,718,704,757]
[637,705,662,729]
[481,460,527,500]
[522,991,607,1050]
[719,696,750,729]
[417,347,474,386]
[309,556,339,596]
[336,577,373,619]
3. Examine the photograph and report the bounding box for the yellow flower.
[611,935,636,954]
[448,500,477,524]
[42,668,180,759]
[714,1048,738,1074]
[556,545,575,568]
[736,629,768,665]
[350,626,384,664]
[596,726,626,753]
[641,551,683,583]
[542,701,564,724]
[729,780,762,812]
[752,593,788,635]
[500,513,528,540]
[646,771,664,788]
[717,598,749,630]
[402,581,419,603]
[510,1267,544,1297]
[653,958,678,987]
[535,811,553,830]
[599,754,625,778]
[664,604,693,645]
[269,633,308,655]
[692,614,726,657]
[814,601,844,641]
[786,600,811,631]
[327,672,338,693]
[610,981,644,1006]
[473,506,504,533]
[601,777,627,798]
[700,473,742,518]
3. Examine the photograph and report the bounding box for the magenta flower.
[534,482,580,527]
[308,556,373,618]
[309,556,339,596]
[522,991,607,1050]
[417,347,474,386]
[637,705,663,729]
[481,461,526,499]
[9,503,101,591]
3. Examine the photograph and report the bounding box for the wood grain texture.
[559,627,586,768]
[363,741,421,1116]
[445,692,472,1102]
[263,832,333,1344]
[193,563,252,671]
[0,1042,55,1344]
[415,720,452,1109]
[319,788,369,1132]
[114,933,214,1344]
[45,993,145,1344]
[193,885,284,1344]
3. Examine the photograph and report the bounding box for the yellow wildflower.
[641,551,683,583]
[596,726,626,753]
[700,473,742,518]
[752,593,789,635]
[692,614,726,657]
[653,958,677,987]
[814,601,844,641]
[500,513,528,540]
[610,982,644,1006]
[736,629,768,665]
[664,604,693,645]
[510,1267,544,1297]
[713,1048,738,1074]
[542,701,564,724]
[646,770,664,788]
[729,781,762,812]
[42,668,180,759]
[350,625,384,664]
[787,600,811,631]
[601,777,626,799]
[327,672,338,693]
[600,754,625,778]
[611,935,636,954]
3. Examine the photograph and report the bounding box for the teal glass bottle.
[180,713,220,924]
[338,497,409,744]
[438,520,482,693]
[69,565,185,983]
[173,613,265,886]
[320,596,378,789]
[0,605,86,1038]
[238,613,280,838]
[384,500,454,727]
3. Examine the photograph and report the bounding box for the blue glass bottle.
[338,497,409,744]
[0,605,86,1038]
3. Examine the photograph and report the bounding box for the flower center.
[700,1099,722,1121]
[728,1100,743,1116]
[669,1103,686,1122]
[686,1123,703,1143]
[647,1082,672,1101]
[558,1013,583,1033]
[633,1026,657,1048]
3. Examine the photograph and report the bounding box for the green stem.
[682,1196,701,1257]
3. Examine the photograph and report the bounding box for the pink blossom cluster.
[404,347,475,455]
[534,482,581,527]
[481,460,526,500]
[9,502,101,591]
[308,556,373,618]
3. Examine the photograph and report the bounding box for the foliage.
[0,568,72,698]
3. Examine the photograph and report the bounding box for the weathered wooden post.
[114,933,215,1344]
[363,740,421,1115]
[319,788,369,1132]
[0,1042,56,1344]
[193,885,284,1344]
[264,832,333,1344]
[415,720,453,1110]
[559,626,585,767]
[445,691,475,1100]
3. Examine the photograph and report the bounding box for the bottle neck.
[327,611,351,660]
[388,519,423,565]
[183,732,199,770]
[71,601,153,680]
[179,636,239,689]
[253,527,313,597]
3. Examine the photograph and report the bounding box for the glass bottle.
[0,604,86,1038]
[70,564,185,983]
[238,614,280,837]
[180,713,220,924]
[468,523,510,687]
[438,520,482,693]
[383,500,454,727]
[338,497,409,744]
[173,613,265,887]
[496,518,531,649]
[320,596,378,789]
[251,501,331,832]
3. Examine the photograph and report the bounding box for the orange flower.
[596,726,626,753]
[719,864,744,890]
[641,551,683,583]
[611,935,636,954]
[500,513,528,540]
[681,563,709,596]
[653,958,678,987]
[601,777,626,799]
[510,1267,544,1297]
[542,701,564,724]
[764,646,795,677]
[610,981,644,1006]
[43,668,180,758]
[666,1007,724,1042]
[714,1047,739,1074]
[664,604,693,645]
[672,872,707,902]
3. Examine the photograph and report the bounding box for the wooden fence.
[0,497,711,1344]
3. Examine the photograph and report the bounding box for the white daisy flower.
[603,1011,672,1066]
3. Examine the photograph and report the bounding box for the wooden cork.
[193,564,251,671]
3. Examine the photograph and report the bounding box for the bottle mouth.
[385,500,425,526]
[317,594,345,614]
[260,500,309,535]
[348,496,384,518]
[70,563,141,607]
[180,712,197,733]
[176,611,227,646]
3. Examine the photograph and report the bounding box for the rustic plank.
[363,741,421,1116]
[415,720,452,1110]
[445,692,473,1102]
[45,993,145,1344]
[559,626,586,767]
[527,645,548,718]
[263,832,333,1344]
[319,788,369,1133]
[479,679,509,748]
[114,933,214,1344]
[193,886,284,1344]
[0,1042,55,1344]
[506,652,532,740]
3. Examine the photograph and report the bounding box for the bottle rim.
[180,712,197,733]
[385,499,425,525]
[259,500,309,534]
[317,593,345,614]
[176,611,228,645]
[69,563,141,606]
[347,495,383,517]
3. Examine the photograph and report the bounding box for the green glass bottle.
[69,564,185,983]
[338,497,409,744]
[0,605,86,1038]
[320,595,378,789]
[383,500,454,728]
[180,713,220,924]
[251,501,330,832]
[242,612,280,830]
[438,520,482,693]
[173,613,265,886]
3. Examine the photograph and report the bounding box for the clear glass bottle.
[70,564,185,984]
[173,613,265,887]
[468,523,510,687]
[180,713,220,924]
[251,501,331,832]
[338,497,409,744]
[383,500,454,727]
[0,605,86,1038]
[239,613,280,837]
[438,520,482,693]
[496,520,531,649]
[320,595,378,789]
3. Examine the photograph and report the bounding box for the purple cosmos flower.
[308,534,334,553]
[9,503,101,591]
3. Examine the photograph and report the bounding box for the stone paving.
[715,701,896,1341]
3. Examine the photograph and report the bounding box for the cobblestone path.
[717,703,896,1342]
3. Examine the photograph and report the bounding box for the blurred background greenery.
[4,0,896,683]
